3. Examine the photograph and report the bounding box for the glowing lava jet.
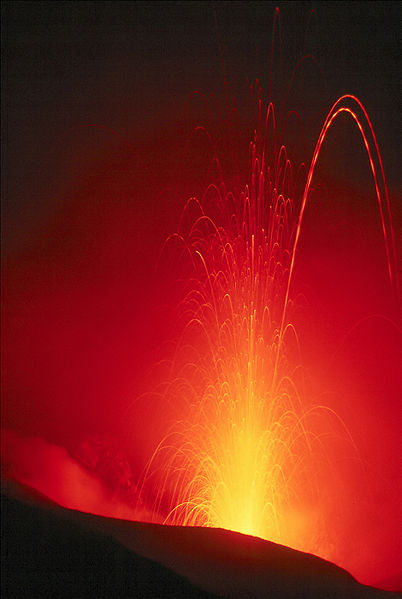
[138,92,398,560]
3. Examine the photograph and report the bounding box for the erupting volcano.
[2,3,401,597]
[137,92,398,559]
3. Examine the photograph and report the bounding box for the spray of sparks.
[137,90,397,556]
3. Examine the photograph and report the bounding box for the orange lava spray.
[139,90,398,559]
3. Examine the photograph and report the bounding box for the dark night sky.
[2,1,401,254]
[1,0,401,472]
[2,0,401,455]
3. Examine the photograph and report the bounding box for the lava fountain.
[138,90,398,560]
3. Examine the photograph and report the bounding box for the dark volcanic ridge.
[1,480,400,599]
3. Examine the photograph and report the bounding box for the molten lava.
[137,93,398,564]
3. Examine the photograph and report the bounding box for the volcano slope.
[1,480,399,599]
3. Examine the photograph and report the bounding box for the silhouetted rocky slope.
[1,481,399,598]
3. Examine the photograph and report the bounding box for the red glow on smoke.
[2,5,401,592]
